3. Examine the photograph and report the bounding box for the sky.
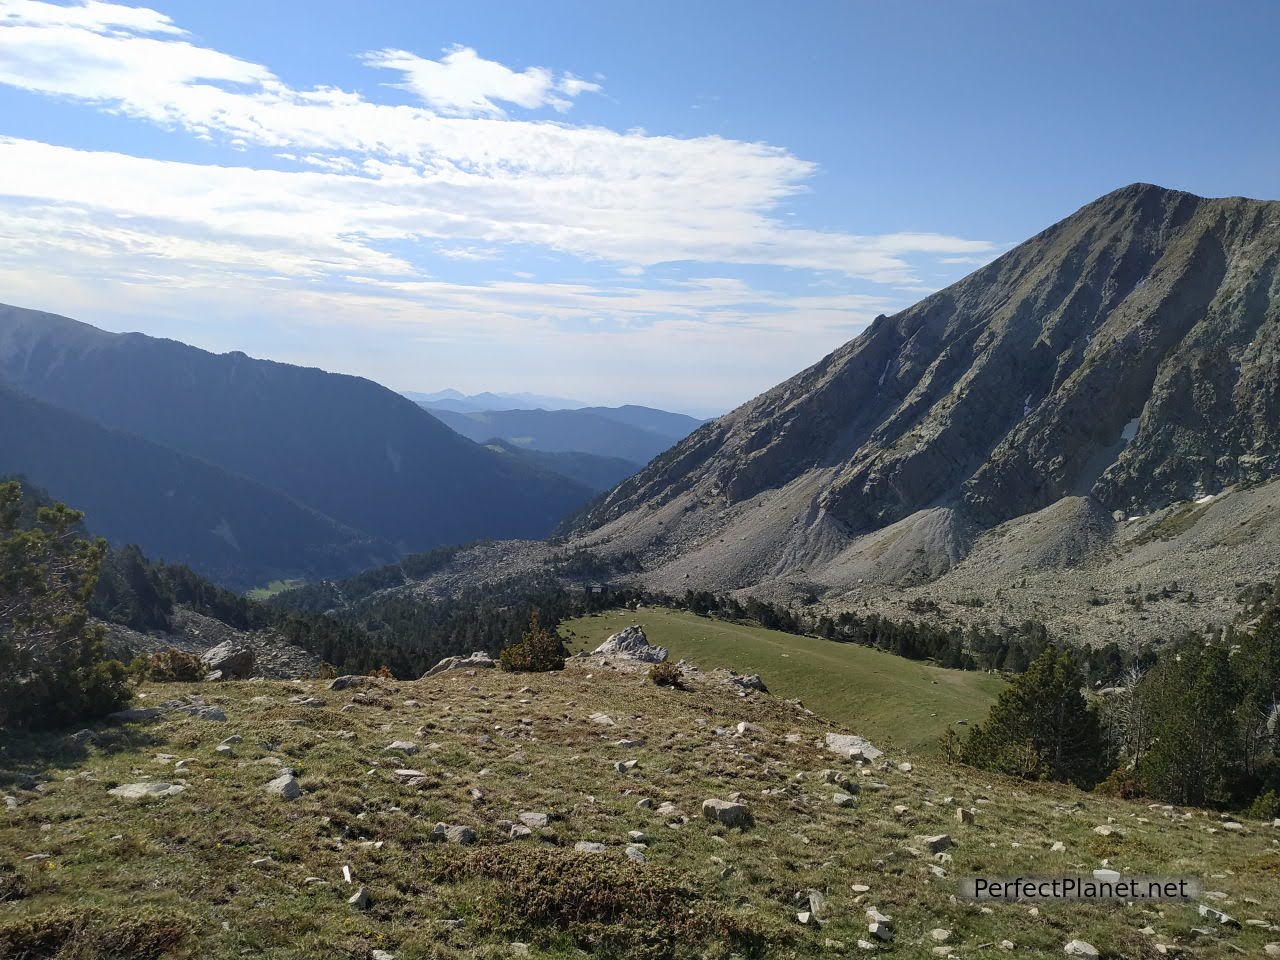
[1,1,1278,416]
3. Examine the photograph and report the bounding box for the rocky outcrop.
[422,651,495,678]
[591,625,668,662]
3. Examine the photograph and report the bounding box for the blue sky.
[1,0,1278,416]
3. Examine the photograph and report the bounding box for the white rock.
[108,782,185,800]
[1064,941,1099,958]
[592,625,668,662]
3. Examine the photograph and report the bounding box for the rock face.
[591,625,668,663]
[422,651,495,678]
[200,640,255,680]
[567,184,1280,596]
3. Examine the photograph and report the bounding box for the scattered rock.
[518,812,550,829]
[825,732,883,761]
[265,771,301,800]
[348,886,371,909]
[1063,941,1099,958]
[68,728,100,746]
[329,675,378,690]
[432,823,477,845]
[832,793,857,807]
[385,741,419,755]
[108,782,185,800]
[702,798,752,828]
[422,651,495,677]
[956,807,975,825]
[574,841,607,853]
[920,834,952,854]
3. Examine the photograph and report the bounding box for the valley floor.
[2,656,1279,959]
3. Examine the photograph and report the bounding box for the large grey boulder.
[825,732,883,761]
[201,641,255,680]
[422,651,495,678]
[592,625,668,663]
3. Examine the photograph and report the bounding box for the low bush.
[648,661,684,688]
[0,907,189,960]
[131,647,206,683]
[498,612,565,673]
[429,846,767,959]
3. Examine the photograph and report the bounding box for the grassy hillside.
[562,607,1006,755]
[1,662,1276,959]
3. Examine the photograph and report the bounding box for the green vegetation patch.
[563,607,1004,754]
[430,846,767,959]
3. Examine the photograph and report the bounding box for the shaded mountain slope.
[568,184,1280,593]
[0,384,389,586]
[0,305,591,554]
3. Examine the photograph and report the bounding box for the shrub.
[498,612,565,673]
[1246,788,1280,821]
[1095,767,1143,800]
[132,647,206,683]
[0,907,189,960]
[429,846,767,959]
[648,661,684,688]
[366,665,395,679]
[0,481,131,728]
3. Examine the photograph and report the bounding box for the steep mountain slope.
[423,405,699,464]
[569,184,1280,596]
[0,384,388,586]
[0,305,591,555]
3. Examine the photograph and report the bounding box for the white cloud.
[0,0,990,406]
[364,45,600,118]
[0,0,993,282]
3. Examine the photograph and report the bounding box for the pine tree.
[957,645,1107,787]
[1136,643,1242,807]
[0,481,130,728]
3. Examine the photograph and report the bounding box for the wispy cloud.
[364,45,601,118]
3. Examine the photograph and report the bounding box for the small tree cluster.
[498,612,565,673]
[955,645,1109,788]
[0,481,130,728]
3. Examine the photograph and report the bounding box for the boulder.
[920,834,952,854]
[574,841,607,853]
[1063,941,1099,958]
[108,782,186,800]
[702,798,752,828]
[422,651,495,678]
[431,823,476,845]
[265,771,301,800]
[200,641,255,680]
[591,625,668,663]
[825,732,883,761]
[329,675,378,691]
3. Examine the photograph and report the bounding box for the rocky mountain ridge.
[558,184,1280,615]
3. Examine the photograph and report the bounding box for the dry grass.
[1,659,1277,958]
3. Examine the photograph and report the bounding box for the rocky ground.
[101,606,328,679]
[2,651,1279,958]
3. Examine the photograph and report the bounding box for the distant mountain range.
[0,305,598,587]
[404,388,588,412]
[420,403,704,466]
